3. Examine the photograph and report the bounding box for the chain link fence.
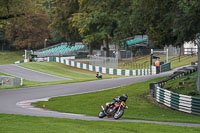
[89,55,118,69]
[0,76,22,88]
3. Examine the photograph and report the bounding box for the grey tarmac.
[0,67,200,127]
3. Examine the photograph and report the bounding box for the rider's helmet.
[120,94,128,101]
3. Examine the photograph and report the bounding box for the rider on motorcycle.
[106,94,128,109]
[99,94,128,119]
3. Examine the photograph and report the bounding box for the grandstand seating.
[34,42,86,57]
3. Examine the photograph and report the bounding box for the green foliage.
[50,0,81,42]
[130,0,200,47]
[5,11,50,49]
[173,0,200,43]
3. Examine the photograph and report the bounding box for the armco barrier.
[53,57,157,76]
[15,56,174,76]
[156,87,200,115]
[150,64,200,115]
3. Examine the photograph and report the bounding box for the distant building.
[183,41,198,55]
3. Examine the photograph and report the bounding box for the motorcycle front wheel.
[98,111,106,118]
[114,109,124,119]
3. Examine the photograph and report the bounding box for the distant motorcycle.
[98,94,128,119]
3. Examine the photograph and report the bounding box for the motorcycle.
[98,94,128,119]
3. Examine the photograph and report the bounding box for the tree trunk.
[103,38,109,57]
[115,40,121,60]
[89,43,93,55]
[106,40,109,57]
[197,46,200,92]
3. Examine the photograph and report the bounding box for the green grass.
[0,114,199,133]
[1,62,121,89]
[118,55,197,69]
[19,62,121,80]
[0,72,12,76]
[0,62,121,89]
[34,78,200,124]
[164,72,200,97]
[0,51,24,65]
[0,62,122,89]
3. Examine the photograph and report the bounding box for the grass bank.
[19,62,121,80]
[1,62,121,89]
[34,78,200,124]
[0,62,120,89]
[118,55,197,69]
[0,51,24,65]
[0,114,199,133]
[164,72,200,97]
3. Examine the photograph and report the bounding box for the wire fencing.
[89,55,118,69]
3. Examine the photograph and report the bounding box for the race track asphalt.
[0,64,69,82]
[0,66,200,127]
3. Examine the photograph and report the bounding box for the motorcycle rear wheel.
[114,109,124,119]
[98,111,106,118]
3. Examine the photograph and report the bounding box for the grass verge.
[118,55,197,69]
[19,62,121,80]
[0,62,122,89]
[0,114,199,133]
[164,72,200,97]
[0,51,24,65]
[34,78,200,124]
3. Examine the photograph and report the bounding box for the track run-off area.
[0,65,200,127]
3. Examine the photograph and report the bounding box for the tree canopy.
[0,0,200,50]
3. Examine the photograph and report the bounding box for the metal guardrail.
[156,87,200,115]
[149,63,199,115]
[0,76,23,87]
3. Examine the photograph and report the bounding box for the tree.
[132,0,200,92]
[71,0,112,56]
[174,0,200,92]
[71,0,133,57]
[49,0,81,42]
[130,0,180,48]
[5,11,50,49]
[0,0,51,50]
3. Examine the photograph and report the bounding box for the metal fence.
[149,64,199,115]
[164,45,180,56]
[0,76,22,87]
[184,48,198,56]
[89,55,118,69]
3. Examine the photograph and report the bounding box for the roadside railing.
[149,63,200,115]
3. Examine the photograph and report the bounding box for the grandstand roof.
[126,38,148,46]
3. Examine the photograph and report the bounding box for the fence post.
[149,82,158,98]
[20,78,23,86]
[1,80,3,88]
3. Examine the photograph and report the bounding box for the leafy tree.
[0,0,51,50]
[132,0,200,92]
[130,0,180,48]
[49,0,81,43]
[5,11,50,49]
[71,0,111,55]
[174,0,200,92]
[71,0,133,57]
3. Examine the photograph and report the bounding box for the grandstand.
[34,42,87,57]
